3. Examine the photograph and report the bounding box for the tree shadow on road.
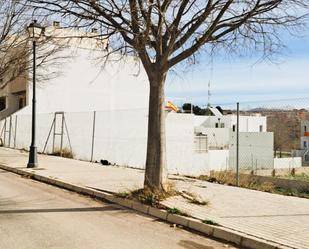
[0,206,122,214]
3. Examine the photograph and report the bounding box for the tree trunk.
[144,74,168,191]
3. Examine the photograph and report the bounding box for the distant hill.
[252,109,309,154]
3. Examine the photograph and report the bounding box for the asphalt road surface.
[0,169,239,249]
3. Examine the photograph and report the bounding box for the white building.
[0,23,276,176]
[292,120,309,166]
[194,109,274,171]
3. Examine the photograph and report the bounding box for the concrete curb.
[0,164,292,249]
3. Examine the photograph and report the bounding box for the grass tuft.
[180,191,208,206]
[167,207,189,217]
[115,183,178,207]
[197,171,309,199]
[51,148,74,159]
[115,191,130,198]
[202,219,220,226]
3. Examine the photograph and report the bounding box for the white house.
[194,109,274,171]
[292,120,309,166]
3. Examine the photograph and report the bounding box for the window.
[220,123,225,128]
[0,96,6,111]
[305,126,307,132]
[304,141,307,148]
[232,125,236,132]
[259,125,263,132]
[215,123,219,128]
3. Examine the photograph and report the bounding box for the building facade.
[292,120,309,166]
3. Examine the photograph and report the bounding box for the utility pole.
[236,102,240,186]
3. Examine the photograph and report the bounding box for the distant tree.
[28,0,309,191]
[182,103,193,113]
[183,103,214,115]
[0,1,29,86]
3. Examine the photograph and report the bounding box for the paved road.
[0,170,238,249]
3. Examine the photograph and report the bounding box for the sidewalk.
[0,147,308,249]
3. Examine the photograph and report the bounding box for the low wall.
[208,150,229,172]
[243,167,309,177]
[0,111,203,176]
[274,157,302,169]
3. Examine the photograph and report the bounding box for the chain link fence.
[212,98,309,179]
[1,97,309,180]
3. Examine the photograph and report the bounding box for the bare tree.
[28,0,308,190]
[0,1,68,92]
[0,1,30,87]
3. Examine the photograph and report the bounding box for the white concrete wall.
[229,132,274,170]
[1,111,276,176]
[1,111,231,176]
[208,150,229,171]
[166,113,196,174]
[19,47,149,115]
[274,157,302,169]
[199,115,266,132]
[195,127,230,149]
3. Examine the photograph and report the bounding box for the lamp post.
[27,20,44,168]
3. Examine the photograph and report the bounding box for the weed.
[279,173,309,182]
[202,219,220,226]
[115,184,178,207]
[197,170,309,199]
[167,207,189,217]
[259,182,275,192]
[180,191,208,206]
[115,191,130,198]
[189,199,208,205]
[51,148,74,159]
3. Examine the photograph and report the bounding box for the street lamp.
[27,20,44,168]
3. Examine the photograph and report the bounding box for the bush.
[51,148,74,159]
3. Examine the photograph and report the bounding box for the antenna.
[207,80,211,108]
[207,54,214,108]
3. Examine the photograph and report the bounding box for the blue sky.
[165,27,309,109]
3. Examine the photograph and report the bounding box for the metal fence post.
[91,111,96,162]
[60,112,64,156]
[236,102,240,186]
[8,116,12,147]
[3,118,7,146]
[14,115,18,148]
